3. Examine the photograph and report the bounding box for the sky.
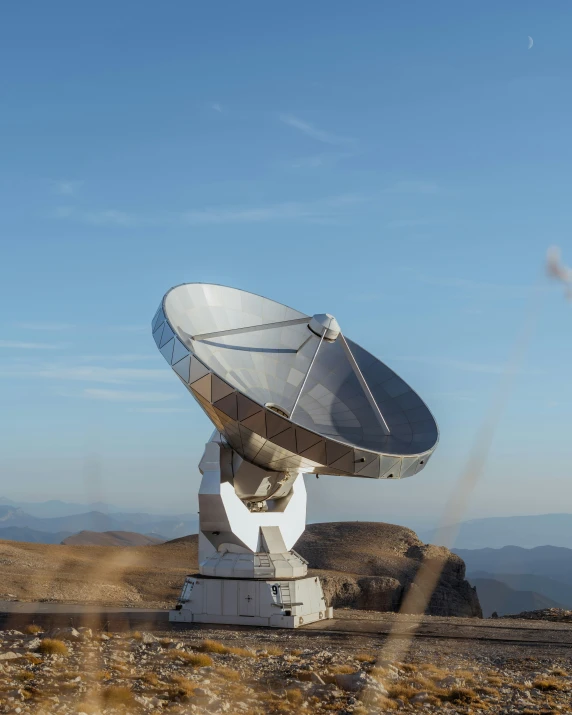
[1,1,572,530]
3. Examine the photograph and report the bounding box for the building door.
[238,581,257,617]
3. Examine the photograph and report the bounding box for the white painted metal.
[340,333,391,436]
[289,330,324,419]
[198,434,307,558]
[168,430,332,627]
[170,576,333,628]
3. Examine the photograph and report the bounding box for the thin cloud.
[84,388,179,402]
[0,363,172,383]
[0,340,62,350]
[279,114,355,146]
[16,322,75,331]
[109,326,148,333]
[54,194,367,227]
[128,407,191,413]
[182,195,364,225]
[392,355,540,375]
[211,103,223,113]
[53,180,83,196]
[83,209,141,227]
[74,354,156,364]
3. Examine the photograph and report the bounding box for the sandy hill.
[61,531,165,547]
[0,522,480,616]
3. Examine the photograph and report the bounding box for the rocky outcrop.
[296,522,482,618]
[505,608,572,622]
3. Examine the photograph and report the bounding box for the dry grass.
[455,668,476,682]
[131,631,142,641]
[94,670,111,682]
[142,671,159,686]
[370,665,393,680]
[291,649,303,656]
[102,685,135,707]
[159,638,172,647]
[285,688,303,704]
[477,685,500,696]
[441,687,479,704]
[487,675,502,686]
[169,650,213,668]
[216,667,241,681]
[293,671,314,682]
[16,671,34,682]
[228,646,256,657]
[74,703,99,715]
[329,664,356,675]
[38,639,68,656]
[170,675,196,697]
[199,638,228,654]
[387,682,420,700]
[419,663,448,679]
[551,667,567,677]
[24,624,43,635]
[533,677,567,692]
[355,652,376,663]
[192,639,256,658]
[24,654,42,665]
[400,662,418,673]
[264,645,284,656]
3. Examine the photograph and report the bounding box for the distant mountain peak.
[423,513,572,550]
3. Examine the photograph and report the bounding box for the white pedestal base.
[169,575,333,629]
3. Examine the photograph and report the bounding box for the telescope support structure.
[170,432,333,628]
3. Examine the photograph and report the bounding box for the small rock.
[27,638,41,651]
[0,652,20,660]
[46,627,81,641]
[334,671,387,694]
[141,632,158,644]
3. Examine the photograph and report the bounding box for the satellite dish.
[153,283,438,482]
[153,283,439,628]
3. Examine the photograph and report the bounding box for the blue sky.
[1,1,572,527]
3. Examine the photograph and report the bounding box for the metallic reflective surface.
[153,283,438,479]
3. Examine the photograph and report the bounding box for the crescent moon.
[528,36,534,50]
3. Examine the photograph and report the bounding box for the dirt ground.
[1,617,571,714]
[0,538,197,608]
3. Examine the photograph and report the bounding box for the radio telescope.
[153,283,438,627]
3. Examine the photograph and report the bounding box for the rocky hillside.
[297,522,481,618]
[0,522,481,616]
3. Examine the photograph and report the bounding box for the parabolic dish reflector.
[152,283,438,480]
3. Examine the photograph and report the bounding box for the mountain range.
[456,544,572,616]
[468,578,562,617]
[0,504,197,543]
[422,513,572,549]
[0,496,183,518]
[456,544,572,584]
